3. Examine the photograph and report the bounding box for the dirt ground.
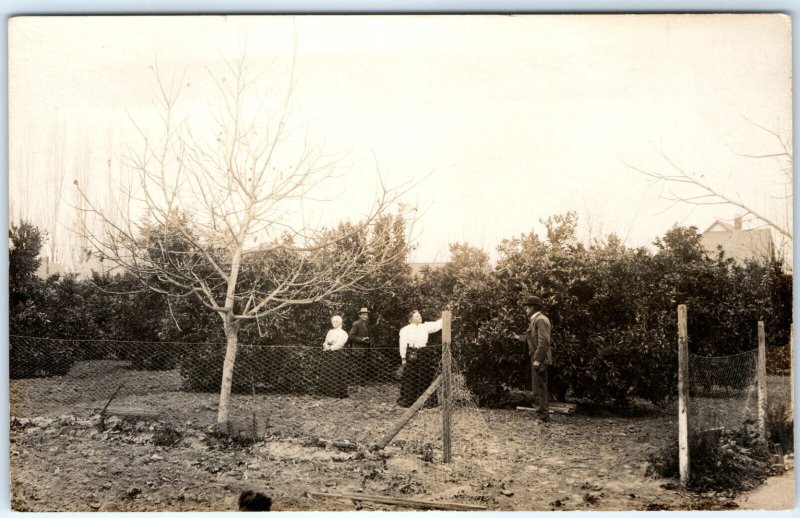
[9,362,787,512]
[736,465,795,510]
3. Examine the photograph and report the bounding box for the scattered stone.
[125,487,141,500]
[500,490,514,497]
[151,454,164,461]
[58,415,77,426]
[101,483,112,491]
[88,503,100,510]
[583,493,601,504]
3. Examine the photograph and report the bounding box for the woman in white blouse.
[323,315,349,351]
[397,310,443,407]
[320,315,349,398]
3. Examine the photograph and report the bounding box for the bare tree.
[40,126,70,269]
[622,119,792,243]
[75,54,413,427]
[71,143,95,268]
[10,147,34,226]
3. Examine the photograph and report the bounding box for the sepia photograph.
[7,13,794,511]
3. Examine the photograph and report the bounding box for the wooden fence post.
[677,304,690,488]
[441,310,452,463]
[757,321,767,438]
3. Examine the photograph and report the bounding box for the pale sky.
[8,14,793,268]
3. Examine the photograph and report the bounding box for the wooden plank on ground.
[104,407,162,420]
[516,403,576,414]
[308,491,487,511]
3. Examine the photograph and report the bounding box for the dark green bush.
[647,424,774,493]
[416,217,791,407]
[9,336,77,379]
[8,217,792,404]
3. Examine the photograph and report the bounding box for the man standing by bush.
[349,307,373,383]
[349,307,372,347]
[512,296,552,422]
[397,310,442,407]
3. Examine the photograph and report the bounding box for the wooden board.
[103,407,162,420]
[516,402,576,414]
[309,491,487,511]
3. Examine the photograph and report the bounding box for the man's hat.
[358,307,369,314]
[522,296,543,307]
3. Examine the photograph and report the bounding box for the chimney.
[734,216,742,230]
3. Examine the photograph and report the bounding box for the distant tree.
[9,221,44,306]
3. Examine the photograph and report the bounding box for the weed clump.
[647,424,775,493]
[152,422,182,447]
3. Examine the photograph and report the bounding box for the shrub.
[417,218,791,408]
[647,424,774,493]
[152,422,183,447]
[9,336,77,379]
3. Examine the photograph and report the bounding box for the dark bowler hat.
[358,307,369,314]
[522,296,543,307]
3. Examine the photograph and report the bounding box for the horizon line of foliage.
[9,213,792,406]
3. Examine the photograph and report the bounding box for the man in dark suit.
[349,307,371,347]
[512,295,553,422]
[349,307,372,382]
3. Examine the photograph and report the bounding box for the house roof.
[702,220,735,233]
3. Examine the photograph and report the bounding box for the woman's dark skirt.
[318,349,348,398]
[397,345,441,407]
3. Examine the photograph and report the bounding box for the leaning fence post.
[757,321,767,438]
[441,310,453,464]
[677,304,690,488]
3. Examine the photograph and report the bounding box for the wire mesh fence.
[687,349,759,434]
[9,334,499,476]
[686,344,793,453]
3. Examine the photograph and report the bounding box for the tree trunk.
[217,315,239,427]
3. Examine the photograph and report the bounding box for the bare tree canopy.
[622,118,792,243]
[75,53,415,425]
